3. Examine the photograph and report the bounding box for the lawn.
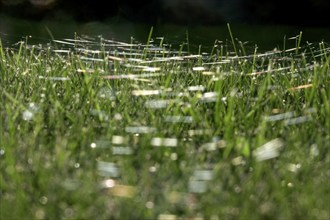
[0,26,329,219]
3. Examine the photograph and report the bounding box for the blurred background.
[0,0,329,51]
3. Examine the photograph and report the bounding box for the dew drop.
[146,201,154,209]
[287,182,293,188]
[149,166,157,173]
[101,179,115,188]
[35,209,45,219]
[22,110,34,121]
[39,196,48,205]
[170,153,178,161]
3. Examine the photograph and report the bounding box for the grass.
[0,27,329,219]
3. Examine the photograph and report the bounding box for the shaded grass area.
[0,28,329,219]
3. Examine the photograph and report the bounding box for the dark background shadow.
[1,0,329,26]
[0,0,329,51]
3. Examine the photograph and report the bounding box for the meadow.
[0,26,329,219]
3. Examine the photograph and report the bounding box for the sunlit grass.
[0,27,329,219]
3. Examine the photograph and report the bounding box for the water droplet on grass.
[234,185,242,194]
[22,110,34,121]
[143,67,161,72]
[151,137,178,147]
[64,208,74,218]
[188,129,212,136]
[112,135,125,145]
[35,209,45,220]
[264,111,294,122]
[80,56,104,62]
[39,196,48,205]
[189,180,207,193]
[145,201,154,209]
[90,143,96,148]
[100,179,115,188]
[287,182,294,188]
[149,166,157,173]
[53,49,71,54]
[145,100,170,109]
[97,161,119,177]
[98,88,116,100]
[253,138,284,161]
[164,116,193,123]
[158,214,177,220]
[53,39,76,46]
[125,126,156,134]
[310,144,319,158]
[193,170,213,181]
[187,85,205,92]
[201,138,226,151]
[170,153,178,161]
[38,76,70,81]
[284,115,311,126]
[232,156,245,166]
[193,66,205,71]
[91,140,111,148]
[114,113,122,121]
[202,71,215,75]
[287,163,301,173]
[108,184,136,198]
[132,90,161,96]
[199,92,218,103]
[112,147,133,155]
[22,103,39,121]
